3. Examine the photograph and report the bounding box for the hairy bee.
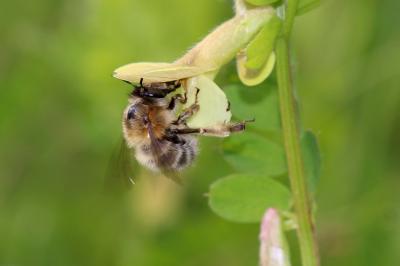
[122,78,251,175]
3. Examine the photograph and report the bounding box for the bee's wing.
[145,117,183,184]
[105,137,139,189]
[113,62,215,84]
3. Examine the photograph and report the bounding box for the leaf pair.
[208,84,321,223]
[209,132,321,223]
[208,85,288,223]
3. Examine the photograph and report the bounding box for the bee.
[122,78,252,177]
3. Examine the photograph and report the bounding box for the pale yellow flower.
[113,6,279,127]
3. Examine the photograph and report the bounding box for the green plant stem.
[275,1,320,265]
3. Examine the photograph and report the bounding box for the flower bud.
[175,8,275,71]
[259,208,291,266]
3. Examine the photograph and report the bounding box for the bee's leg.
[174,104,200,124]
[226,100,231,111]
[167,93,187,110]
[173,88,200,124]
[172,119,254,137]
[166,80,182,90]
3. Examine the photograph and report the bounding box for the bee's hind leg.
[172,119,254,137]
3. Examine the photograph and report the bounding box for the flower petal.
[176,8,275,71]
[244,15,281,70]
[184,75,232,128]
[237,51,276,86]
[113,62,214,84]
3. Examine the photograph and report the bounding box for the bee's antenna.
[132,78,144,95]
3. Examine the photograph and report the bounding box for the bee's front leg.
[167,92,187,110]
[173,88,200,124]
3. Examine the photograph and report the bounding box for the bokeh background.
[1,0,399,265]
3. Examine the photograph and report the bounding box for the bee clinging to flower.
[118,71,252,175]
[112,7,278,179]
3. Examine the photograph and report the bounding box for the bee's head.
[122,98,149,146]
[131,79,181,99]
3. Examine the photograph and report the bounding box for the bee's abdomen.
[134,136,197,171]
[170,136,197,170]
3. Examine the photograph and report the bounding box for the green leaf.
[225,84,281,132]
[245,16,282,70]
[301,130,321,193]
[246,0,280,6]
[223,131,286,176]
[297,0,320,16]
[209,174,291,223]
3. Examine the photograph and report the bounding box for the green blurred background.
[1,0,399,265]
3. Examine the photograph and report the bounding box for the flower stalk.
[275,1,320,265]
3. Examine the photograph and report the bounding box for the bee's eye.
[127,105,137,120]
